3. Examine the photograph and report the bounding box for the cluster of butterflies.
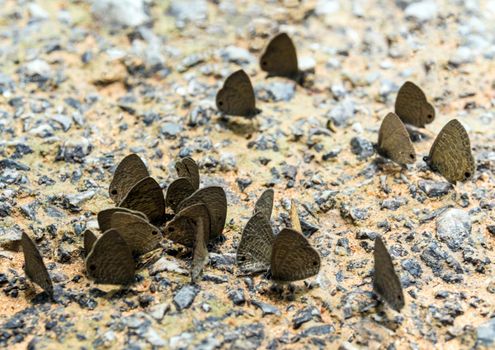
[216,33,475,184]
[20,154,405,311]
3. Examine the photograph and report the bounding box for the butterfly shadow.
[217,114,260,135]
[372,157,408,174]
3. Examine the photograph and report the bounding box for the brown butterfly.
[21,232,53,295]
[119,177,165,225]
[165,177,195,213]
[216,69,260,117]
[85,229,135,285]
[97,207,148,232]
[164,204,211,282]
[377,112,416,165]
[424,119,475,183]
[83,229,97,257]
[260,33,301,82]
[109,154,149,204]
[395,81,435,128]
[110,212,162,256]
[253,188,274,220]
[373,236,405,311]
[236,207,320,281]
[176,186,227,239]
[175,157,200,190]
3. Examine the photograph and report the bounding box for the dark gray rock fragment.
[251,300,281,316]
[174,285,198,310]
[418,180,452,197]
[350,137,374,160]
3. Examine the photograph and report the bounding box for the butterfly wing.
[98,207,148,232]
[428,119,475,183]
[86,229,135,285]
[176,186,227,239]
[21,232,53,295]
[119,177,165,225]
[110,212,162,256]
[83,229,97,257]
[271,228,320,282]
[164,203,210,247]
[260,33,299,79]
[373,236,405,311]
[253,188,274,220]
[395,81,435,127]
[175,157,200,190]
[236,211,274,274]
[216,70,257,117]
[165,177,195,213]
[377,112,416,164]
[109,154,149,203]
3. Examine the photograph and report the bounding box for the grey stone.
[381,197,408,210]
[477,318,495,346]
[315,0,340,16]
[173,285,198,310]
[219,153,237,172]
[292,306,321,329]
[436,209,472,252]
[160,122,182,139]
[148,303,170,321]
[350,137,374,159]
[65,190,96,207]
[251,300,281,316]
[256,82,296,102]
[326,98,356,127]
[91,0,148,27]
[0,225,23,249]
[228,289,246,305]
[50,114,72,132]
[418,180,452,197]
[404,1,438,22]
[144,327,166,347]
[221,46,254,64]
[168,0,207,22]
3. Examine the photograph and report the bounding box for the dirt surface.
[1,0,495,349]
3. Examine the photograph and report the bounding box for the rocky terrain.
[1,0,495,349]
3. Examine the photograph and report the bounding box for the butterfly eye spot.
[239,256,246,262]
[218,101,223,106]
[409,154,415,159]
[427,114,433,119]
[262,60,267,66]
[168,226,175,233]
[312,261,318,266]
[89,264,96,271]
[464,171,471,178]
[111,189,118,195]
[152,230,158,236]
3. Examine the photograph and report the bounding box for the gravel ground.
[1,0,495,349]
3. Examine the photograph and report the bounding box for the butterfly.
[109,154,149,204]
[253,188,274,220]
[373,236,405,312]
[165,177,195,213]
[216,69,260,117]
[376,112,416,165]
[21,232,53,295]
[97,207,148,232]
[83,229,97,257]
[424,119,475,183]
[260,33,301,82]
[85,229,135,285]
[395,81,435,128]
[175,157,200,190]
[175,186,227,239]
[119,177,165,225]
[236,204,320,282]
[164,203,211,282]
[110,212,162,256]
